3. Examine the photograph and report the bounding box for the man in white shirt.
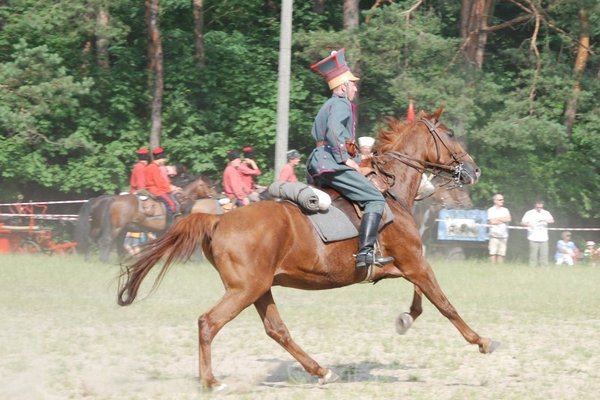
[487,194,511,264]
[520,200,555,267]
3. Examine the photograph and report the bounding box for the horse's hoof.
[395,312,413,335]
[201,381,228,393]
[479,338,500,354]
[212,383,228,392]
[318,369,339,385]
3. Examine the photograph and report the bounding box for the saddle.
[136,193,165,218]
[267,181,393,243]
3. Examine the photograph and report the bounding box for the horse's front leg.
[395,285,423,335]
[254,290,338,385]
[408,263,499,354]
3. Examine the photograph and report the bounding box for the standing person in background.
[129,148,149,193]
[278,149,302,183]
[555,231,579,266]
[487,194,512,264]
[521,200,555,267]
[239,146,262,202]
[307,48,393,270]
[223,150,250,207]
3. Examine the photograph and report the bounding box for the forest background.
[0,0,599,239]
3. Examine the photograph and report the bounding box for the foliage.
[0,0,598,226]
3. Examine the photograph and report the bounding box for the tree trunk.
[561,8,590,154]
[343,0,359,30]
[460,0,494,69]
[192,0,204,67]
[146,0,164,149]
[314,0,325,14]
[95,5,110,70]
[0,0,7,32]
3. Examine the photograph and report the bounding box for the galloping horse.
[118,106,498,390]
[75,176,218,262]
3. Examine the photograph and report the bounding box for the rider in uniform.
[145,147,180,227]
[129,147,149,194]
[307,49,394,270]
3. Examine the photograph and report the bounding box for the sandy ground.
[1,256,599,399]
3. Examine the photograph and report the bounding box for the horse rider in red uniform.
[130,147,149,193]
[145,147,180,226]
[223,150,251,207]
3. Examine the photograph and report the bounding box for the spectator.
[308,48,393,269]
[487,194,512,264]
[129,147,149,193]
[555,231,579,266]
[239,146,262,202]
[223,150,250,207]
[278,149,302,183]
[521,200,555,267]
[146,147,180,226]
[582,241,599,266]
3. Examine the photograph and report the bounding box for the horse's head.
[183,176,219,200]
[376,105,480,189]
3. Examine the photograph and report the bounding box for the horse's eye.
[447,129,455,138]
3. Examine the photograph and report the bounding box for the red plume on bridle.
[406,98,415,122]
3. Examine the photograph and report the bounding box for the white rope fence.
[0,199,87,222]
[435,220,600,232]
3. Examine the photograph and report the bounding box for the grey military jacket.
[307,94,360,177]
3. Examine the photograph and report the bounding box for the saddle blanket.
[307,206,358,242]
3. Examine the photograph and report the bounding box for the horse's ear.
[432,103,445,121]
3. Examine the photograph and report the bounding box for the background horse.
[117,106,498,391]
[75,176,218,262]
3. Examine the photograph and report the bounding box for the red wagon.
[0,199,78,255]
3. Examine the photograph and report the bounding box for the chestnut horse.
[118,106,498,390]
[75,176,218,262]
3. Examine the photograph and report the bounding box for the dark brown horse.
[75,176,218,262]
[118,106,498,391]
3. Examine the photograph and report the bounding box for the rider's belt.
[316,140,325,147]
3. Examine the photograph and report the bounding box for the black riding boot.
[355,212,394,268]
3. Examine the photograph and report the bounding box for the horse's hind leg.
[408,263,499,354]
[254,290,338,384]
[197,288,265,391]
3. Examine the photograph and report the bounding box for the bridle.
[372,117,472,194]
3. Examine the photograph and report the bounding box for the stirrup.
[355,251,394,269]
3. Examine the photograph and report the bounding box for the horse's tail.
[74,198,94,255]
[117,212,221,306]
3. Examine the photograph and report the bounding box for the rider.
[129,147,149,194]
[308,48,394,269]
[223,150,251,207]
[238,146,262,202]
[145,147,180,226]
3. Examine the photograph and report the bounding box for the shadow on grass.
[258,358,421,387]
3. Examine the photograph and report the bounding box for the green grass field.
[1,254,599,399]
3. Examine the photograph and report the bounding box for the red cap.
[152,147,164,155]
[136,148,149,155]
[242,146,254,152]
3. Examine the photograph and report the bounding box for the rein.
[372,117,469,204]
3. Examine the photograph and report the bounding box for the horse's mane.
[173,173,212,188]
[374,110,428,155]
